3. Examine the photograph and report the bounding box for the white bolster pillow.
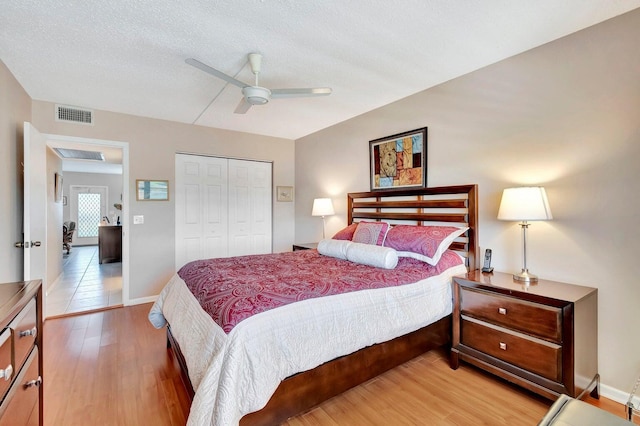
[317,239,352,260]
[345,242,398,269]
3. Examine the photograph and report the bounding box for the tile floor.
[46,245,122,317]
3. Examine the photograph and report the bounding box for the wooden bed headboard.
[347,184,479,271]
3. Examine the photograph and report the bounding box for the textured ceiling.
[2,1,639,140]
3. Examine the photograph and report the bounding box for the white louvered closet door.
[175,154,272,270]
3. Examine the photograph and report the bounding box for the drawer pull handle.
[0,364,13,381]
[499,342,507,351]
[24,376,42,389]
[19,327,37,338]
[24,376,42,388]
[498,307,507,315]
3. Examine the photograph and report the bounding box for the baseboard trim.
[601,382,639,407]
[126,295,158,306]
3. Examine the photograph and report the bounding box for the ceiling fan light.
[243,86,271,105]
[247,96,268,105]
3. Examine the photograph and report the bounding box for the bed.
[150,184,478,425]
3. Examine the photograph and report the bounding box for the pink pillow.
[352,221,390,246]
[332,223,358,241]
[384,225,468,265]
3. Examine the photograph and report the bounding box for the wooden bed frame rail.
[166,184,479,425]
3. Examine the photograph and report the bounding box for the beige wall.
[31,102,295,300]
[0,60,31,282]
[295,10,640,396]
[46,147,63,290]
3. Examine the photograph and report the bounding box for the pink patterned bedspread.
[178,249,462,333]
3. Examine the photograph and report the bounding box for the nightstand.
[292,243,318,251]
[451,270,598,400]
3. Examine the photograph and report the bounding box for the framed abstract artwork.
[369,127,427,190]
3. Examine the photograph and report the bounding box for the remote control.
[481,249,493,273]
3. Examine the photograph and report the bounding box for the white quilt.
[148,262,467,426]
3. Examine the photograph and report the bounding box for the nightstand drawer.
[461,317,562,381]
[460,287,562,342]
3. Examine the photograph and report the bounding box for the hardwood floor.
[43,303,628,425]
[44,302,189,425]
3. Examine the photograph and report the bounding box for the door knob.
[14,241,41,248]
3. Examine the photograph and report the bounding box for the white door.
[23,122,47,282]
[175,154,229,269]
[228,159,272,256]
[69,185,108,246]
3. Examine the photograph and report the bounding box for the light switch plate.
[133,215,144,224]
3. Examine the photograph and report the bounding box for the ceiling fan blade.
[185,58,247,89]
[270,87,332,99]
[234,98,252,114]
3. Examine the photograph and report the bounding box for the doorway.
[24,125,130,318]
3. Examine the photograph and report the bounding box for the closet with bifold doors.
[175,153,272,270]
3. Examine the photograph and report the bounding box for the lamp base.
[513,269,538,284]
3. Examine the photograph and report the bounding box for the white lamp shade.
[312,198,335,216]
[497,187,553,221]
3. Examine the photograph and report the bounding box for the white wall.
[31,102,295,301]
[295,10,640,396]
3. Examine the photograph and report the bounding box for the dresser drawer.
[0,348,40,426]
[460,287,562,342]
[0,329,12,402]
[9,299,37,372]
[461,317,562,382]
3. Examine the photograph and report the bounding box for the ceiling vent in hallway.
[55,104,94,125]
[54,148,105,161]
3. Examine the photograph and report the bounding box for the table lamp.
[497,187,552,283]
[312,198,335,239]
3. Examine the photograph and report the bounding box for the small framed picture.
[136,179,169,201]
[276,186,293,202]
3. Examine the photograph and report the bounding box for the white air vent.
[55,104,94,125]
[54,148,105,161]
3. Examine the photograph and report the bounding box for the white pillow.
[317,238,352,260]
[346,242,398,269]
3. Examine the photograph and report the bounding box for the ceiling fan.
[186,53,332,114]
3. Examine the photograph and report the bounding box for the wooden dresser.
[451,270,598,400]
[0,280,43,425]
